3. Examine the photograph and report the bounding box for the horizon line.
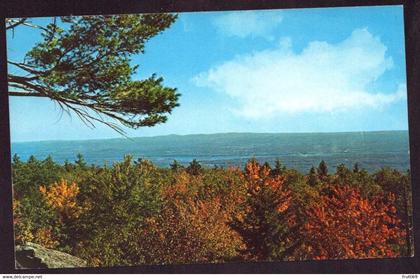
[11,129,409,144]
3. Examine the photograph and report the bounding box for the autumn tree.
[230,160,300,261]
[39,179,84,222]
[38,179,88,250]
[136,171,245,265]
[12,156,65,247]
[298,185,406,260]
[374,167,413,256]
[6,15,180,133]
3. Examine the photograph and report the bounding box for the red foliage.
[299,186,406,260]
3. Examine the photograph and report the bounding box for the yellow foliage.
[34,228,59,249]
[39,179,84,222]
[13,198,34,244]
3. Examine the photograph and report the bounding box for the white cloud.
[194,28,406,119]
[212,10,283,39]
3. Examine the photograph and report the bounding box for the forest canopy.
[12,155,413,266]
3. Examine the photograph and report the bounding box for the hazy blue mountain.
[11,131,410,172]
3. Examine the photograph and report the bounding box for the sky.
[7,5,408,142]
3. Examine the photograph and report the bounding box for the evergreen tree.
[335,164,352,184]
[64,159,73,172]
[308,166,320,187]
[270,159,286,177]
[74,153,87,169]
[353,162,360,173]
[12,153,21,165]
[12,154,23,187]
[169,160,183,171]
[231,161,300,261]
[73,156,164,265]
[42,155,56,169]
[27,155,37,165]
[6,14,180,134]
[262,162,271,171]
[186,159,202,176]
[318,160,328,178]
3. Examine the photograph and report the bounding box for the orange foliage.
[39,179,84,222]
[299,186,406,260]
[244,161,292,212]
[138,171,245,264]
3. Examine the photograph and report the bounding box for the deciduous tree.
[298,185,406,260]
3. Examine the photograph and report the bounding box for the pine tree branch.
[6,18,28,30]
[8,91,46,97]
[17,21,50,32]
[8,60,46,75]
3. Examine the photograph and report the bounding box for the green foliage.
[12,154,64,208]
[13,196,60,246]
[75,153,87,169]
[198,167,246,202]
[230,160,299,261]
[169,160,183,171]
[270,159,286,176]
[12,155,64,199]
[72,156,166,266]
[374,167,412,227]
[12,155,412,265]
[7,14,180,132]
[330,164,382,197]
[12,155,64,247]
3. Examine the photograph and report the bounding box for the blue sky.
[7,5,408,142]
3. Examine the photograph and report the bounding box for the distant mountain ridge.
[11,130,410,172]
[12,130,409,144]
